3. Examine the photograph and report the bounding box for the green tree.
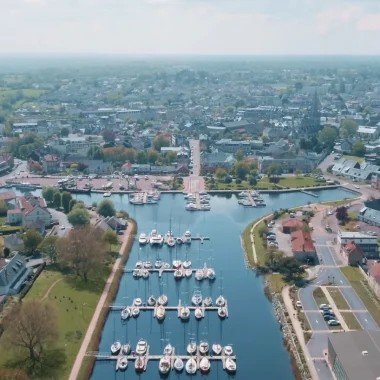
[3,247,10,258]
[42,186,56,204]
[73,201,86,210]
[341,120,358,138]
[353,141,366,157]
[67,208,90,226]
[295,169,302,177]
[152,136,170,151]
[69,199,77,211]
[61,192,72,213]
[53,192,61,209]
[144,121,153,128]
[233,162,250,180]
[103,230,118,253]
[147,149,159,164]
[319,126,337,147]
[23,229,43,255]
[276,257,305,281]
[136,150,148,164]
[234,149,245,161]
[215,168,228,179]
[60,127,69,137]
[97,199,116,217]
[166,151,177,164]
[267,163,283,177]
[39,235,59,263]
[18,145,29,158]
[224,105,235,114]
[262,136,269,144]
[248,176,257,186]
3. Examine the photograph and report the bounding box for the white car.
[145,175,148,180]
[327,211,333,215]
[60,225,65,230]
[296,301,302,308]
[319,304,331,310]
[354,185,360,189]
[268,242,278,247]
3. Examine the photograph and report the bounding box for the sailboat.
[200,357,211,373]
[159,356,171,374]
[185,358,197,374]
[174,357,184,372]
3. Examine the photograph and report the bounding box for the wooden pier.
[301,189,319,197]
[247,192,257,207]
[124,266,214,279]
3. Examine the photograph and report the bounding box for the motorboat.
[136,339,147,355]
[186,203,198,211]
[159,356,171,374]
[237,191,249,198]
[155,260,162,269]
[142,269,149,279]
[192,291,202,306]
[201,204,211,211]
[176,237,183,244]
[174,357,184,372]
[162,262,170,269]
[164,344,173,356]
[212,344,222,355]
[216,296,226,307]
[121,307,131,320]
[132,307,140,318]
[218,307,227,319]
[179,306,190,320]
[203,297,212,307]
[149,230,164,246]
[199,341,209,355]
[184,230,191,238]
[174,269,183,280]
[225,358,236,373]
[143,261,152,269]
[200,357,210,373]
[224,345,233,356]
[184,236,191,244]
[157,294,168,306]
[187,341,197,355]
[207,268,216,280]
[195,269,204,281]
[133,269,142,278]
[103,192,111,197]
[135,356,145,372]
[134,298,142,306]
[185,358,197,374]
[118,356,128,371]
[156,305,166,320]
[167,236,176,247]
[184,269,192,278]
[183,260,191,269]
[172,260,182,269]
[139,233,148,245]
[147,295,156,306]
[122,344,131,355]
[111,340,121,355]
[135,261,143,269]
[195,307,203,320]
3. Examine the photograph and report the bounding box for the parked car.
[267,235,277,241]
[60,225,65,230]
[296,301,302,308]
[328,320,341,326]
[319,304,331,309]
[267,232,276,236]
[268,242,278,247]
[324,315,335,321]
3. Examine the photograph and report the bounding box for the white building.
[48,134,104,157]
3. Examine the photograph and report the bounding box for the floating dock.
[300,189,319,197]
[124,266,215,279]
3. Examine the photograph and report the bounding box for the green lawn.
[242,222,254,265]
[268,273,286,294]
[341,312,362,330]
[313,287,328,306]
[343,155,365,163]
[279,177,324,188]
[327,287,350,310]
[214,180,254,190]
[24,269,63,300]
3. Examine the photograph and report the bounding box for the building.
[4,233,25,252]
[282,219,304,234]
[337,231,379,260]
[48,134,104,157]
[359,200,380,227]
[371,173,380,190]
[0,154,14,174]
[328,330,380,380]
[357,126,379,140]
[259,156,315,174]
[42,154,60,174]
[200,152,236,171]
[341,241,365,266]
[221,120,264,134]
[291,230,317,263]
[0,254,31,296]
[367,260,380,299]
[214,139,263,154]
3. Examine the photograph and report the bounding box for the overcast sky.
[1,0,380,55]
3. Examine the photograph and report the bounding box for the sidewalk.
[69,224,134,380]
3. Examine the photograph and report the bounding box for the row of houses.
[332,158,380,182]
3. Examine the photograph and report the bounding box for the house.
[214,139,263,154]
[104,216,127,231]
[282,219,304,234]
[0,254,31,296]
[337,231,379,259]
[0,191,17,206]
[42,154,60,174]
[7,194,51,229]
[259,156,315,174]
[357,126,379,140]
[4,233,25,252]
[367,261,380,300]
[291,230,317,263]
[331,159,360,176]
[222,120,265,135]
[201,152,236,171]
[340,139,354,152]
[372,173,380,190]
[48,134,104,157]
[341,241,365,266]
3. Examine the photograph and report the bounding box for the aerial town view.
[1,1,380,380]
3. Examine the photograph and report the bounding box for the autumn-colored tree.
[2,300,58,363]
[152,135,170,151]
[103,146,136,163]
[58,226,106,281]
[38,235,60,263]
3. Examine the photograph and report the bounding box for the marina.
[300,189,319,197]
[184,191,212,211]
[129,191,161,205]
[237,190,267,207]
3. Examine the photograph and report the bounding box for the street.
[183,139,205,193]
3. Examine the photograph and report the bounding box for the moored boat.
[157,294,168,306]
[172,260,182,269]
[192,291,202,306]
[135,356,145,372]
[117,356,128,371]
[195,307,203,320]
[207,268,216,280]
[147,295,156,306]
[163,343,173,356]
[218,307,227,319]
[199,341,209,355]
[111,340,121,355]
[179,306,190,320]
[122,344,131,355]
[187,341,197,355]
[225,357,237,373]
[212,343,222,355]
[216,295,226,307]
[134,298,142,306]
[139,233,148,245]
[203,297,212,307]
[183,260,191,269]
[185,269,192,278]
[224,345,233,356]
[200,357,210,373]
[174,269,183,280]
[185,357,197,374]
[121,307,131,320]
[195,269,204,281]
[156,305,166,320]
[174,357,184,372]
[132,307,140,318]
[155,260,162,269]
[136,339,147,355]
[159,356,171,374]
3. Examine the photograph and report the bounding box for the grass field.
[215,180,255,190]
[340,267,365,281]
[313,287,329,306]
[341,312,362,330]
[343,155,365,163]
[24,268,63,300]
[268,273,286,293]
[327,287,350,310]
[0,88,45,98]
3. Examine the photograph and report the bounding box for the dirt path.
[41,278,63,302]
[69,224,133,380]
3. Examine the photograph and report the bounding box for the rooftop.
[291,230,315,252]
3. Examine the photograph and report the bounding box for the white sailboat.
[156,305,166,320]
[174,357,184,372]
[195,269,204,281]
[121,307,131,320]
[174,268,183,280]
[200,357,211,373]
[122,344,131,355]
[195,307,203,320]
[134,298,142,306]
[155,260,162,269]
[132,307,140,318]
[199,341,209,355]
[203,297,212,307]
[192,291,202,306]
[147,295,156,306]
[185,358,197,374]
[179,306,190,320]
[212,343,222,355]
[136,339,147,355]
[135,356,145,372]
[157,294,168,306]
[218,307,227,319]
[159,356,171,374]
[163,343,173,356]
[111,340,121,355]
[172,260,182,268]
[207,268,216,280]
[224,345,233,356]
[143,261,152,269]
[187,341,197,355]
[139,233,148,245]
[117,356,128,371]
[225,357,237,373]
[185,269,192,278]
[216,295,226,307]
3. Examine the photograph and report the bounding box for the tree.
[69,199,77,211]
[42,186,56,204]
[276,257,305,280]
[215,168,228,179]
[336,206,348,222]
[23,229,43,255]
[353,141,366,157]
[101,129,116,142]
[60,127,69,137]
[61,191,72,213]
[53,192,61,209]
[234,149,244,161]
[233,162,250,180]
[97,200,116,217]
[58,226,106,282]
[136,150,148,164]
[67,208,90,226]
[341,120,358,138]
[144,121,153,128]
[39,235,59,263]
[248,176,257,186]
[3,247,10,258]
[152,135,170,151]
[295,169,302,177]
[18,145,29,158]
[224,175,232,184]
[2,300,58,363]
[267,163,283,177]
[0,199,7,216]
[103,230,118,253]
[224,105,235,114]
[319,127,337,147]
[166,151,177,164]
[147,149,159,164]
[262,136,269,144]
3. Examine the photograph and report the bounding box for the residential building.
[367,260,380,299]
[337,231,379,259]
[4,233,25,252]
[290,230,317,263]
[341,241,365,266]
[0,154,14,174]
[42,154,60,174]
[0,191,17,206]
[48,134,104,157]
[200,152,236,171]
[282,219,304,234]
[371,173,380,190]
[259,156,315,174]
[0,254,31,296]
[215,139,263,154]
[357,125,379,140]
[328,331,380,380]
[221,120,264,134]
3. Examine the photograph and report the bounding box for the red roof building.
[368,261,380,300]
[291,230,317,263]
[342,241,365,266]
[282,219,304,234]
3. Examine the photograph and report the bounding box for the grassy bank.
[326,287,350,310]
[341,312,362,330]
[313,287,328,306]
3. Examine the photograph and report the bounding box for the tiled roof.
[343,241,365,257]
[282,219,304,228]
[369,262,380,284]
[291,230,316,253]
[0,191,16,201]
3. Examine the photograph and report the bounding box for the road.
[48,208,71,237]
[184,140,205,193]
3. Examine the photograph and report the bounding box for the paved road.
[48,209,71,237]
[184,140,205,193]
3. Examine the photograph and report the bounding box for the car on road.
[328,320,341,326]
[319,304,331,309]
[354,185,360,189]
[145,175,148,180]
[296,301,302,308]
[327,211,333,215]
[267,235,277,241]
[60,225,65,230]
[324,315,335,321]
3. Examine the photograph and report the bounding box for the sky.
[1,0,380,55]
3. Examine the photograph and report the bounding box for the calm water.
[3,188,355,379]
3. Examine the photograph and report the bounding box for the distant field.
[343,155,364,163]
[0,88,45,98]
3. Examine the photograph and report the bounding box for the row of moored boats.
[185,191,211,211]
[129,191,160,205]
[139,229,192,246]
[237,190,266,207]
